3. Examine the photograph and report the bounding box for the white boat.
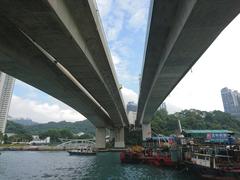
[68,146,96,156]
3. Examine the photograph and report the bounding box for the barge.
[120,136,180,167]
[121,127,240,179]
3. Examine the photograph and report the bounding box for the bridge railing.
[57,139,96,149]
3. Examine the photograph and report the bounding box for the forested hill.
[151,109,240,136]
[6,120,95,135]
[6,109,240,137]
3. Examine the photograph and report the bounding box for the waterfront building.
[221,87,240,117]
[29,136,50,145]
[0,72,15,133]
[127,101,137,125]
[128,111,137,125]
[127,101,137,114]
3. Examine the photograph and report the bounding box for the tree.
[78,133,93,139]
[0,132,3,143]
[3,134,9,144]
[151,109,240,136]
[59,129,74,139]
[39,129,74,143]
[8,134,32,143]
[40,129,61,142]
[125,128,142,145]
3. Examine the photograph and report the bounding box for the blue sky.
[97,0,150,92]
[8,1,240,123]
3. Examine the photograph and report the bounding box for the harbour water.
[0,151,199,180]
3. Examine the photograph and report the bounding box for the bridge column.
[142,123,151,140]
[96,128,106,149]
[114,127,125,148]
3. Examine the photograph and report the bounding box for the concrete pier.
[114,128,125,148]
[96,128,106,149]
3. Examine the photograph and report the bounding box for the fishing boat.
[184,145,240,180]
[182,130,240,179]
[68,146,96,156]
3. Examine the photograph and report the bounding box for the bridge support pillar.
[114,127,125,148]
[96,128,106,149]
[142,123,151,140]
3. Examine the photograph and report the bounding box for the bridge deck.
[137,0,240,125]
[0,16,112,128]
[0,0,128,127]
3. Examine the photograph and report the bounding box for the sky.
[8,0,240,123]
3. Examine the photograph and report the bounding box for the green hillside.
[6,120,95,135]
[6,120,28,134]
[6,109,240,140]
[151,109,240,136]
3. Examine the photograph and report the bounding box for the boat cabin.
[182,130,235,144]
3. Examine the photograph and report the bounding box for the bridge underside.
[137,0,240,128]
[0,0,129,128]
[0,16,112,128]
[0,0,129,148]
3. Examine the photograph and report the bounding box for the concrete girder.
[0,0,128,127]
[137,0,240,125]
[0,16,113,128]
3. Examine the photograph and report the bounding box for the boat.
[68,146,96,156]
[184,145,240,180]
[182,130,240,179]
[120,136,181,167]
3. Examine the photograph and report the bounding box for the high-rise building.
[127,101,137,125]
[126,101,137,114]
[0,72,15,133]
[221,87,240,117]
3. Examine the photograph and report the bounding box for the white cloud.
[9,95,86,123]
[96,0,149,91]
[128,6,149,30]
[165,14,240,112]
[96,0,149,41]
[116,0,149,30]
[111,51,139,86]
[121,87,138,106]
[96,0,113,18]
[105,11,125,41]
[97,0,125,42]
[165,102,182,114]
[111,51,121,65]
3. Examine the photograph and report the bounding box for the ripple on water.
[0,151,199,180]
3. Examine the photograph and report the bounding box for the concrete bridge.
[0,0,239,148]
[137,0,240,140]
[0,0,127,148]
[57,139,96,150]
